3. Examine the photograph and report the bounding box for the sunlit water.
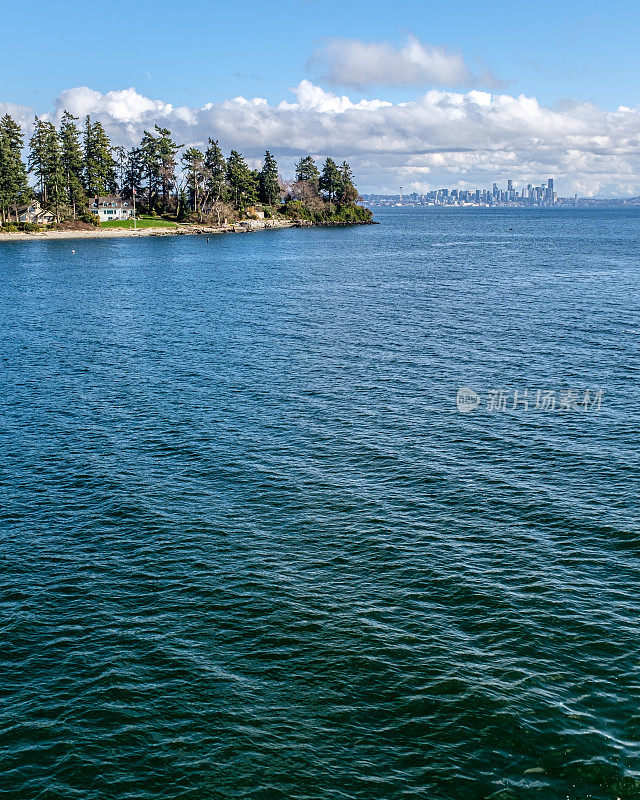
[1,207,639,799]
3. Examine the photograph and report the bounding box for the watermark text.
[456,387,603,413]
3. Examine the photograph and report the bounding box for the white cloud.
[0,101,33,131]
[53,86,172,125]
[309,35,505,89]
[290,80,392,113]
[9,82,640,196]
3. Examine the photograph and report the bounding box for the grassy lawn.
[100,215,178,229]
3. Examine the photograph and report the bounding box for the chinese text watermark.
[456,387,603,413]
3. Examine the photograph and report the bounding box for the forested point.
[0,112,372,230]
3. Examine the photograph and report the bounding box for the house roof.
[17,201,40,213]
[92,195,131,206]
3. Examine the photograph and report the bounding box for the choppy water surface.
[1,207,639,799]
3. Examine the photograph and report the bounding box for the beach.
[0,217,377,242]
[0,218,315,241]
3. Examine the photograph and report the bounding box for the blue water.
[1,208,639,799]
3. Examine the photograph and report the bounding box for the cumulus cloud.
[10,82,640,196]
[0,101,34,130]
[52,86,175,137]
[309,35,505,89]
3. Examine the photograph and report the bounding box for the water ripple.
[1,207,639,799]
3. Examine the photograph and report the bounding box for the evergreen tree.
[0,113,29,224]
[139,129,161,211]
[122,147,144,203]
[204,139,227,200]
[176,189,189,221]
[83,116,97,195]
[319,157,341,202]
[258,150,280,205]
[153,125,180,210]
[29,117,66,220]
[83,116,116,197]
[295,155,320,187]
[203,138,227,223]
[338,161,358,204]
[45,122,66,222]
[113,145,127,193]
[181,147,204,216]
[250,169,260,201]
[29,116,49,201]
[227,150,257,208]
[59,111,85,218]
[92,120,117,195]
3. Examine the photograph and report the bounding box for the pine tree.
[45,122,66,222]
[0,113,30,224]
[153,125,180,211]
[59,111,85,218]
[92,120,117,195]
[295,155,320,188]
[203,139,227,223]
[83,116,97,196]
[176,189,189,221]
[29,117,66,220]
[204,139,226,199]
[113,145,127,193]
[139,130,161,212]
[181,147,204,216]
[338,161,358,204]
[29,116,49,201]
[319,157,341,202]
[258,150,280,206]
[83,116,116,197]
[250,169,260,201]
[227,150,257,209]
[122,147,144,202]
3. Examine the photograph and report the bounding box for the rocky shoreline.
[0,217,375,242]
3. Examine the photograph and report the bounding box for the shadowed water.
[1,207,639,799]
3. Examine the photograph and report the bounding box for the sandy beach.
[0,218,313,242]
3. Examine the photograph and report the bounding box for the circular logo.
[457,387,480,413]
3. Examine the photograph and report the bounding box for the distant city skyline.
[4,1,640,196]
[366,179,559,207]
[363,178,640,207]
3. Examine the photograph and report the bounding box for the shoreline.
[0,218,375,242]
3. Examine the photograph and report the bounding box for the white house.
[89,196,135,222]
[17,200,56,225]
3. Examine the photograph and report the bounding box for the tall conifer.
[258,150,280,205]
[319,157,341,202]
[0,114,29,223]
[59,111,85,217]
[83,115,116,196]
[227,150,258,208]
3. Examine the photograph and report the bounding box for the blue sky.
[2,0,640,195]
[3,0,635,109]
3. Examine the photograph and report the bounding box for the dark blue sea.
[1,207,639,800]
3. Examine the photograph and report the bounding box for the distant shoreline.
[0,217,375,242]
[362,202,640,210]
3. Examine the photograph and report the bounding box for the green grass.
[100,215,178,229]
